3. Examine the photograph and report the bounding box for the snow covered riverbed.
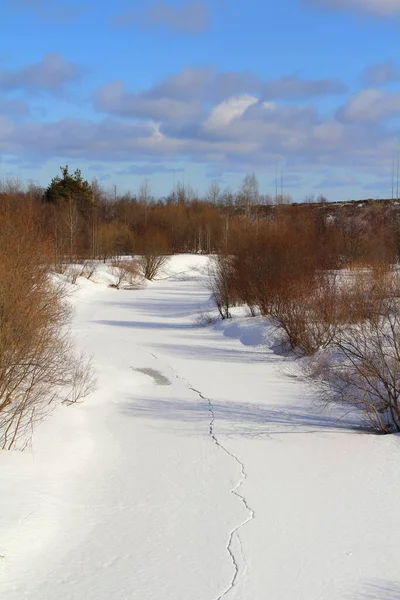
[1,254,400,600]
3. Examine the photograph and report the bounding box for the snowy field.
[1,254,400,600]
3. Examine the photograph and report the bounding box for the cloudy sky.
[1,0,400,200]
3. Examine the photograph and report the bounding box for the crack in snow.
[145,351,254,599]
[188,383,254,600]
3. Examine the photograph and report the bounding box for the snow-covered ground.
[1,254,400,600]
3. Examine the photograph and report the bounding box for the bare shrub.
[270,272,341,355]
[53,260,69,276]
[63,352,95,405]
[227,215,322,320]
[207,254,238,319]
[137,254,170,281]
[136,228,170,280]
[64,260,97,283]
[0,202,94,450]
[97,222,134,263]
[195,311,220,327]
[82,260,97,280]
[109,258,142,289]
[307,272,342,348]
[64,263,86,284]
[307,269,400,433]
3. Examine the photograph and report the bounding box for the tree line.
[1,166,400,265]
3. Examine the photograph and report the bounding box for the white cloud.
[8,0,80,21]
[362,61,400,86]
[263,75,347,100]
[94,81,201,120]
[0,53,83,94]
[307,0,400,16]
[0,97,29,116]
[113,1,210,33]
[0,104,395,179]
[93,67,347,124]
[0,66,397,180]
[313,121,344,143]
[205,95,258,129]
[338,89,400,122]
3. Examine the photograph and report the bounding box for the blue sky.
[1,0,400,201]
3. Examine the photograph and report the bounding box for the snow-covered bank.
[1,254,400,599]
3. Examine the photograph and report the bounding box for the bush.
[108,258,142,289]
[64,263,85,284]
[82,260,97,280]
[137,254,169,281]
[136,228,170,280]
[269,272,341,355]
[0,202,93,449]
[306,269,400,433]
[207,254,238,319]
[224,216,323,320]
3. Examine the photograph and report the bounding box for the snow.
[1,254,400,599]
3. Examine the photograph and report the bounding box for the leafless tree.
[304,194,316,204]
[63,195,80,258]
[138,179,154,226]
[220,187,235,207]
[206,181,221,205]
[237,173,259,216]
[259,193,273,205]
[275,193,293,205]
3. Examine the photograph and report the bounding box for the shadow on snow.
[350,581,400,599]
[94,319,195,331]
[120,396,366,437]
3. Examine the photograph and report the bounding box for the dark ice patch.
[133,368,171,386]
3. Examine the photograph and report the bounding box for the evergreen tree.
[44,165,93,213]
[43,166,96,258]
